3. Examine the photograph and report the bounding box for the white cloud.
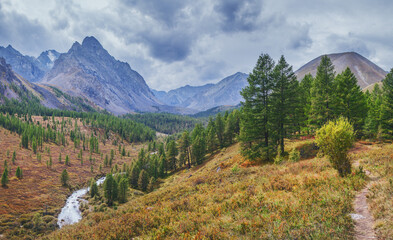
[0,0,392,91]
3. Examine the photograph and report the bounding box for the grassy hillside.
[355,143,393,239]
[0,116,144,239]
[44,140,369,239]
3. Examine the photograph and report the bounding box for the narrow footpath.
[351,161,377,240]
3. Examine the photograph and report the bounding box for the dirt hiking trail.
[351,160,377,240]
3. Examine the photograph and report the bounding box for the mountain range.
[0,57,97,111]
[153,72,248,111]
[41,37,174,115]
[0,37,389,115]
[0,45,59,82]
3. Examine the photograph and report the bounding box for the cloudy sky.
[1,0,392,91]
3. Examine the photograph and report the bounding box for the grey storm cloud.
[215,0,263,32]
[0,2,54,55]
[120,0,189,27]
[0,0,393,90]
[141,31,193,62]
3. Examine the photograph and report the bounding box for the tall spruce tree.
[137,169,149,191]
[310,55,336,128]
[206,117,217,153]
[1,167,8,187]
[166,140,178,171]
[300,74,314,132]
[270,55,300,154]
[240,53,275,161]
[224,112,236,146]
[178,131,191,168]
[90,179,99,198]
[364,84,383,138]
[380,69,393,138]
[16,166,22,179]
[333,67,367,132]
[60,169,69,186]
[118,177,129,203]
[215,113,225,148]
[191,124,206,165]
[104,174,118,206]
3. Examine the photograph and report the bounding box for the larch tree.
[215,113,225,148]
[333,67,367,132]
[240,53,275,161]
[166,140,178,171]
[206,117,217,153]
[90,179,99,198]
[364,84,383,138]
[299,74,314,132]
[191,123,206,165]
[380,69,393,138]
[270,55,300,154]
[1,167,8,187]
[310,55,336,128]
[137,169,149,192]
[60,169,69,186]
[178,131,191,168]
[104,173,118,206]
[118,177,129,203]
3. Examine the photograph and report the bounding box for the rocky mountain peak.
[69,41,82,53]
[41,36,170,115]
[82,36,103,49]
[37,50,61,70]
[4,45,21,55]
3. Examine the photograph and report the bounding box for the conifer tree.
[364,84,383,137]
[240,53,275,161]
[104,174,118,206]
[380,69,393,138]
[104,155,109,167]
[118,177,128,203]
[121,146,126,156]
[333,67,367,132]
[1,167,8,187]
[310,55,336,128]
[129,165,140,188]
[147,177,155,192]
[191,123,206,165]
[158,155,166,178]
[178,131,191,168]
[21,132,28,149]
[166,140,178,171]
[16,166,22,179]
[32,137,37,154]
[224,112,236,146]
[215,113,225,147]
[60,169,69,186]
[299,74,314,132]
[270,55,300,154]
[49,156,53,168]
[137,169,149,191]
[12,151,16,164]
[65,155,70,166]
[206,117,217,153]
[90,179,99,198]
[110,149,115,161]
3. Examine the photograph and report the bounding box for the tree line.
[240,53,393,162]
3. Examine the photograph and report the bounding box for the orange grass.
[0,116,143,237]
[44,142,367,239]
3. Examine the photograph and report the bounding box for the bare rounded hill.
[295,52,387,89]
